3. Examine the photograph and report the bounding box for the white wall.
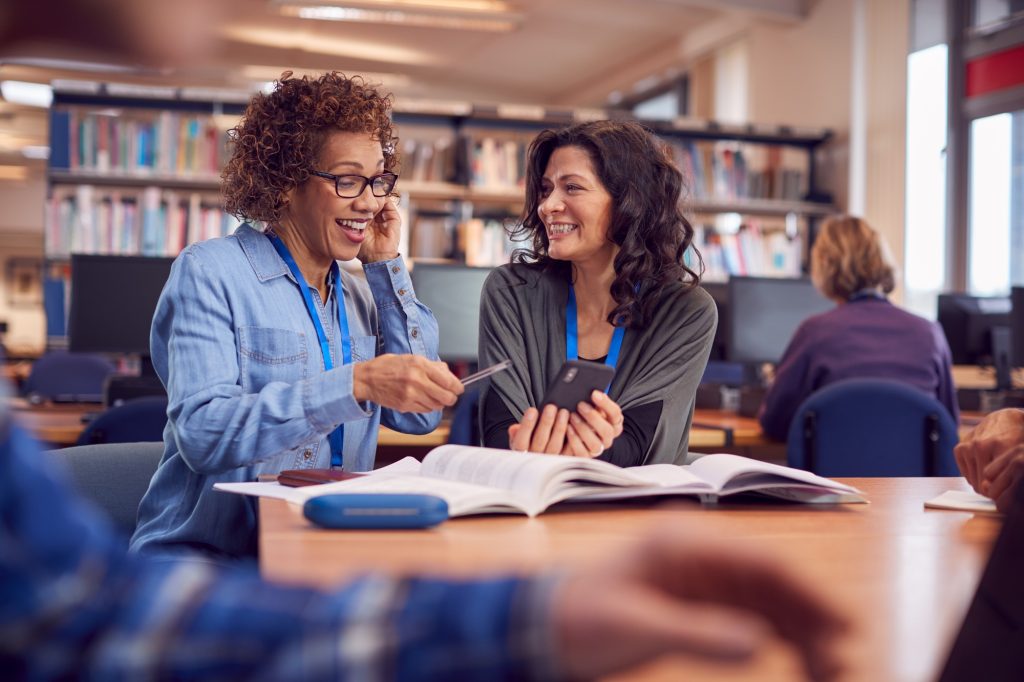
[0,177,48,353]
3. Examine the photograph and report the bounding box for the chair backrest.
[448,388,481,446]
[23,351,116,402]
[48,442,164,535]
[786,378,959,477]
[76,396,169,445]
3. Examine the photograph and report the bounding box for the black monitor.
[701,281,728,361]
[68,254,174,358]
[936,293,1011,366]
[1013,287,1024,368]
[409,262,493,362]
[726,276,833,364]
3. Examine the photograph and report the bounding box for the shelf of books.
[43,85,836,337]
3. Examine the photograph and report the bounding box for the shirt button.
[303,449,312,461]
[392,265,401,274]
[398,288,407,296]
[411,328,419,338]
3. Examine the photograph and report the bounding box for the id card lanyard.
[566,285,625,390]
[268,235,351,467]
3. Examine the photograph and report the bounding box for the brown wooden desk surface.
[259,477,999,682]
[9,399,451,449]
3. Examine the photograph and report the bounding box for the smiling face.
[538,145,617,268]
[279,129,385,265]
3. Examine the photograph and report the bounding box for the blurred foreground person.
[956,408,1024,513]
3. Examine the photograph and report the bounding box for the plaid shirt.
[0,411,559,681]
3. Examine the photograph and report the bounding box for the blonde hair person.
[811,215,896,302]
[758,215,959,441]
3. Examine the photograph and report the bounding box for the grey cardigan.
[478,264,717,465]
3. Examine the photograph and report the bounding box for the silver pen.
[461,358,512,386]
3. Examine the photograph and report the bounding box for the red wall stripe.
[966,44,1024,98]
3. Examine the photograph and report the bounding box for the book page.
[687,454,863,499]
[421,445,646,510]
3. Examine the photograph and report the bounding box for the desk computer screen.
[936,293,1011,366]
[68,254,175,355]
[409,263,493,362]
[726,276,833,364]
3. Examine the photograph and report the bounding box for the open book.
[216,446,865,518]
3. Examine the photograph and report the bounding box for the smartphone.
[540,360,615,411]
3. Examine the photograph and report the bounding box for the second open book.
[216,445,865,517]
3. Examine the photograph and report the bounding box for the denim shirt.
[130,224,442,559]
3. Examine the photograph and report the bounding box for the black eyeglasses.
[311,170,399,198]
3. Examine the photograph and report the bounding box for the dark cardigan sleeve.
[482,389,663,467]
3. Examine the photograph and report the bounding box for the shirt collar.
[235,223,292,283]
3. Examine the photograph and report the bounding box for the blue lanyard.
[566,285,625,390]
[268,234,351,467]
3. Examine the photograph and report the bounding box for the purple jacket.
[758,297,959,441]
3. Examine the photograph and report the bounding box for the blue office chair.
[76,396,169,445]
[448,388,481,446]
[786,378,959,477]
[22,351,116,402]
[48,442,164,537]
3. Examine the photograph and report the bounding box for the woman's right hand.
[353,354,463,412]
[508,404,571,454]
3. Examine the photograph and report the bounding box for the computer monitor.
[1012,287,1024,368]
[726,276,833,365]
[701,281,728,361]
[68,254,174,359]
[936,293,1011,366]
[409,262,493,362]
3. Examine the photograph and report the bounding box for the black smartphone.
[540,360,615,411]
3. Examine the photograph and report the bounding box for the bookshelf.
[43,84,835,336]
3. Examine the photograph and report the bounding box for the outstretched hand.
[551,525,850,680]
[353,354,462,412]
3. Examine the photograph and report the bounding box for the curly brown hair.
[510,120,703,330]
[222,71,398,225]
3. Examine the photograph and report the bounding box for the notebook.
[937,478,1024,681]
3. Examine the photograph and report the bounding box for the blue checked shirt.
[131,224,443,559]
[0,405,560,681]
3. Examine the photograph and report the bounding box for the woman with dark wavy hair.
[478,120,717,466]
[131,72,462,560]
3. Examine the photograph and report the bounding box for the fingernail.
[577,402,590,413]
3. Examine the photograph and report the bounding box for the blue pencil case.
[303,494,449,529]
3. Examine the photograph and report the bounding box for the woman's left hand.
[563,391,625,458]
[359,195,401,263]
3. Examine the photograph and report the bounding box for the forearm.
[171,366,369,474]
[364,257,443,433]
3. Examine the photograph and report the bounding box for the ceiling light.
[274,0,521,32]
[0,81,53,108]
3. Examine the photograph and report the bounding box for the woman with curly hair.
[131,72,462,560]
[758,215,958,441]
[478,121,717,466]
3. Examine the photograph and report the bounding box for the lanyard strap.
[566,285,625,386]
[268,234,351,467]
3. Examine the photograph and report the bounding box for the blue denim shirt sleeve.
[0,413,561,680]
[157,248,371,475]
[364,257,443,434]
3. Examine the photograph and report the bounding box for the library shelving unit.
[43,82,835,338]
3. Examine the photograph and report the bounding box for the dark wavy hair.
[222,71,398,225]
[509,120,702,330]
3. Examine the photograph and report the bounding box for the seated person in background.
[759,215,958,441]
[955,408,1024,513]
[1,396,848,680]
[130,72,462,560]
[479,121,717,466]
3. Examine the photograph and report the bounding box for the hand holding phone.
[540,360,614,411]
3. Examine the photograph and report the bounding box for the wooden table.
[259,477,1000,681]
[9,398,451,451]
